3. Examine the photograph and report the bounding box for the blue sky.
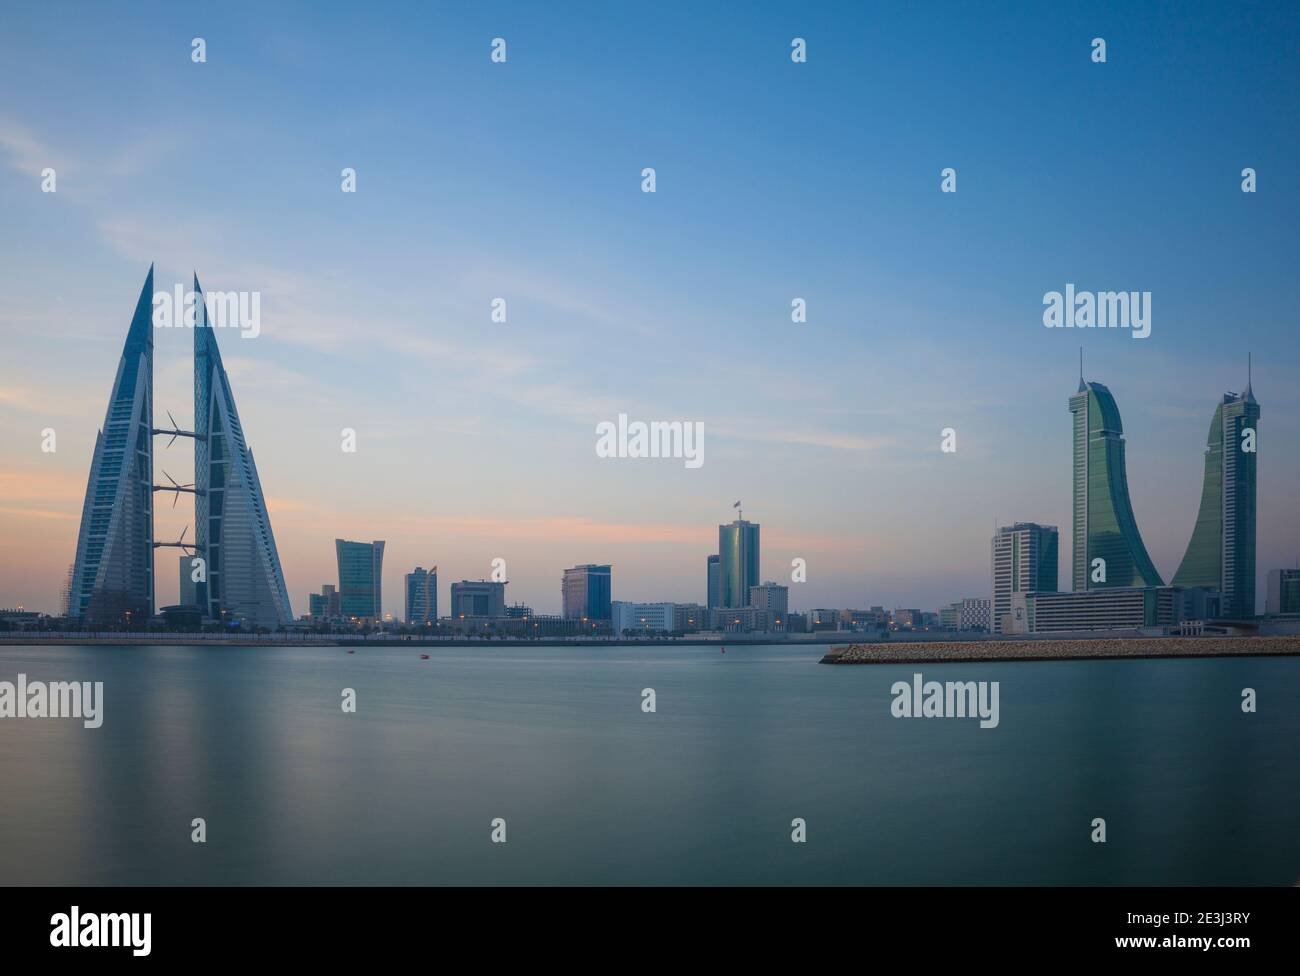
[2,1,1298,615]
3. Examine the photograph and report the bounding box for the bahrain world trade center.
[69,267,293,629]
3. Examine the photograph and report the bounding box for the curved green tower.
[1172,379,1259,617]
[1069,378,1163,590]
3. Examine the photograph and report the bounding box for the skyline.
[14,265,1288,622]
[3,2,1299,615]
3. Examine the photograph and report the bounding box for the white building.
[612,601,677,635]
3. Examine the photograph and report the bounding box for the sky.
[1,1,1298,617]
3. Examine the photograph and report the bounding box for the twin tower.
[1070,371,1260,617]
[68,267,293,628]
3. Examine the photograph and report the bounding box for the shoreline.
[0,634,849,648]
[821,635,1300,664]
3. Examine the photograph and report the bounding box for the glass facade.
[1069,380,1163,591]
[405,566,437,624]
[336,540,385,620]
[70,267,155,626]
[991,523,1058,634]
[194,276,294,628]
[718,520,760,609]
[1173,386,1259,617]
[562,564,611,620]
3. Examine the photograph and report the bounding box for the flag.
[733,500,740,508]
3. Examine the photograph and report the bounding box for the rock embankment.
[820,635,1300,664]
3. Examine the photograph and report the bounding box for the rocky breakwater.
[820,635,1300,664]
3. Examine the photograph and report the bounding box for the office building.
[612,601,676,635]
[562,564,612,620]
[308,584,340,620]
[194,275,294,628]
[1173,374,1260,618]
[706,554,720,608]
[1266,569,1300,615]
[336,539,385,620]
[939,603,961,629]
[992,522,1059,634]
[405,566,437,625]
[1069,377,1163,591]
[943,598,992,631]
[450,580,506,619]
[1006,586,1184,634]
[718,518,760,608]
[749,581,789,613]
[179,554,199,608]
[711,606,786,632]
[674,603,707,632]
[69,267,156,626]
[959,597,991,631]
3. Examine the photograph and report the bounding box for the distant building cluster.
[994,371,1263,636]
[19,279,1294,639]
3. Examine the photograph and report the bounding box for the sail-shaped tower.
[193,275,293,628]
[69,267,155,625]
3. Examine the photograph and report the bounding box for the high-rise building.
[562,564,612,620]
[1172,376,1260,618]
[749,581,789,613]
[405,566,437,624]
[179,554,199,607]
[194,276,293,628]
[1266,569,1300,616]
[718,519,759,608]
[706,554,720,608]
[1069,377,1163,591]
[308,584,340,620]
[449,580,505,618]
[336,540,385,620]
[69,267,155,626]
[992,522,1059,634]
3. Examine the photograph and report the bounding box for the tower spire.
[1244,352,1256,402]
[1077,345,1086,392]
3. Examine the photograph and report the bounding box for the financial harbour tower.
[1172,377,1260,618]
[1067,368,1260,616]
[1069,376,1164,591]
[69,268,292,628]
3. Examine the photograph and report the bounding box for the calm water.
[0,643,1297,885]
